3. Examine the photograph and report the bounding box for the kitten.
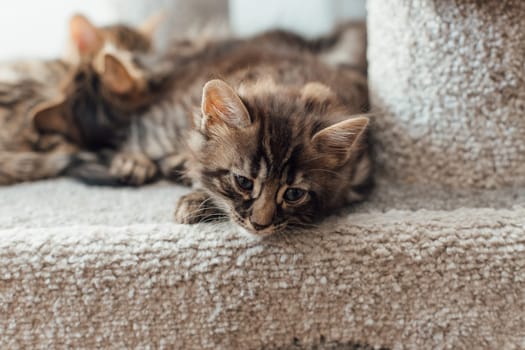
[173,33,371,236]
[175,69,371,237]
[65,23,370,187]
[0,14,161,185]
[68,27,371,235]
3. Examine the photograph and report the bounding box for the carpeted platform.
[2,0,525,348]
[1,179,524,349]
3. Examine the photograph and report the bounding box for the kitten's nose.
[250,220,271,231]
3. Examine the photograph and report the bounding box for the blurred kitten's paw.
[159,153,192,186]
[110,152,157,186]
[174,190,224,224]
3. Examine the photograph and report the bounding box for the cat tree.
[369,0,525,188]
[1,0,524,349]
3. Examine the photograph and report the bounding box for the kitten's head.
[31,15,170,149]
[65,12,168,111]
[65,13,164,63]
[32,51,172,149]
[190,79,370,237]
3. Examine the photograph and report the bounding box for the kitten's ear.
[201,79,251,133]
[138,12,166,39]
[100,53,139,95]
[69,14,104,56]
[311,117,369,167]
[32,99,81,143]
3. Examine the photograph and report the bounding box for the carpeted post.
[368,0,525,188]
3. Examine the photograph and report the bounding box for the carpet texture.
[2,1,525,348]
[1,179,524,349]
[368,0,525,188]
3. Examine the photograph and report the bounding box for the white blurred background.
[230,0,366,37]
[0,0,365,60]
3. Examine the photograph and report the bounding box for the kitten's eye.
[234,174,254,191]
[284,188,306,203]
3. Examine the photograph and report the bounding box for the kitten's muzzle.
[250,221,271,231]
[246,220,276,237]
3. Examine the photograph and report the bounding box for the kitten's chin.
[237,226,263,239]
[234,222,279,238]
[227,209,284,238]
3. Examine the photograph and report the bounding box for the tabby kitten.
[175,35,371,236]
[79,29,371,235]
[0,14,161,185]
[176,76,370,236]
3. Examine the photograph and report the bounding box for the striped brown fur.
[0,14,159,185]
[81,24,368,187]
[177,74,371,236]
[70,25,372,234]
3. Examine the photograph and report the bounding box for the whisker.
[287,220,323,230]
[277,230,293,244]
[196,196,215,206]
[199,215,229,223]
[181,204,222,215]
[178,211,228,223]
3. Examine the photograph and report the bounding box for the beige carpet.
[2,0,525,348]
[368,0,525,188]
[1,179,524,349]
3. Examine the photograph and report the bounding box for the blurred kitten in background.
[0,13,161,185]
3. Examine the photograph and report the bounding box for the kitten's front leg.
[174,190,225,224]
[158,153,192,186]
[110,152,158,186]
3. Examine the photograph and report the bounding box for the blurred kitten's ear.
[311,116,369,167]
[201,79,251,134]
[138,12,166,39]
[100,53,141,95]
[69,14,104,56]
[32,99,82,143]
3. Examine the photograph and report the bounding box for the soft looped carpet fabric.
[1,180,524,349]
[2,1,525,348]
[368,0,525,188]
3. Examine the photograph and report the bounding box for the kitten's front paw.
[174,190,224,224]
[159,153,192,186]
[110,152,157,186]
